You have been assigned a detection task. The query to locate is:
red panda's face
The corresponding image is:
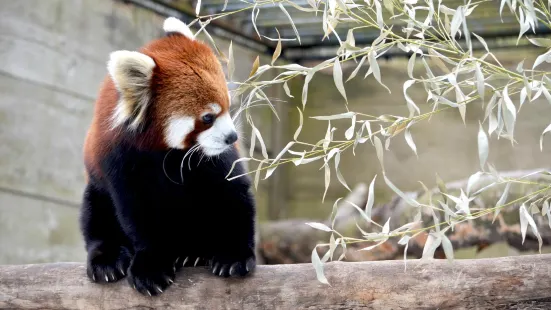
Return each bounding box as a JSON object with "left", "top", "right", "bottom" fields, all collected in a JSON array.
[{"left": 106, "top": 17, "right": 237, "bottom": 156}]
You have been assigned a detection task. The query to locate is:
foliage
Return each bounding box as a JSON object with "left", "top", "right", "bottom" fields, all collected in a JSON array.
[{"left": 191, "top": 0, "right": 551, "bottom": 283}]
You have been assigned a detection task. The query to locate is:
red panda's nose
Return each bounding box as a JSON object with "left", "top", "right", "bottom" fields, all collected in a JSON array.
[{"left": 225, "top": 132, "right": 238, "bottom": 145}]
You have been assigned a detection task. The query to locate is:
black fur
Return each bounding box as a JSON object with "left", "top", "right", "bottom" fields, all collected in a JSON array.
[{"left": 79, "top": 140, "right": 256, "bottom": 296}]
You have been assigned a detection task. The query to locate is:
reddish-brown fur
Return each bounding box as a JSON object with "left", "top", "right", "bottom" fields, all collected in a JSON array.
[{"left": 84, "top": 33, "right": 231, "bottom": 179}]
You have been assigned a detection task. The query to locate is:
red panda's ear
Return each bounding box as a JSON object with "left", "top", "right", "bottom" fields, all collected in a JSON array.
[
  {"left": 107, "top": 50, "right": 156, "bottom": 129},
  {"left": 163, "top": 17, "right": 195, "bottom": 40}
]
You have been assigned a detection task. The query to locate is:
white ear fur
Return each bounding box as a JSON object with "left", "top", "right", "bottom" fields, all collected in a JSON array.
[
  {"left": 107, "top": 50, "right": 156, "bottom": 129},
  {"left": 163, "top": 17, "right": 195, "bottom": 40}
]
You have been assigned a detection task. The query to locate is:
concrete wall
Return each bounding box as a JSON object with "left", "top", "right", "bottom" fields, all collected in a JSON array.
[{"left": 0, "top": 0, "right": 270, "bottom": 264}]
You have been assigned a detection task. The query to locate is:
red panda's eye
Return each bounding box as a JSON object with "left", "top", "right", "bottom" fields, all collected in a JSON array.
[{"left": 202, "top": 113, "right": 215, "bottom": 125}]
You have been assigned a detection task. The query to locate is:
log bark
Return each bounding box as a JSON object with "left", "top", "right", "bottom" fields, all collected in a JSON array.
[{"left": 2, "top": 255, "right": 551, "bottom": 309}]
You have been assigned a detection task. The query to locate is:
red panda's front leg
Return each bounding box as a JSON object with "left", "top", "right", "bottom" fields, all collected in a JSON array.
[
  {"left": 108, "top": 180, "right": 178, "bottom": 297},
  {"left": 208, "top": 182, "right": 257, "bottom": 278},
  {"left": 126, "top": 247, "right": 177, "bottom": 296},
  {"left": 80, "top": 181, "right": 133, "bottom": 284}
]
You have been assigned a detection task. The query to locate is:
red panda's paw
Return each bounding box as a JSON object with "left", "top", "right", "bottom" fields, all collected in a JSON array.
[
  {"left": 209, "top": 253, "right": 256, "bottom": 278},
  {"left": 86, "top": 245, "right": 132, "bottom": 283},
  {"left": 174, "top": 256, "right": 208, "bottom": 271},
  {"left": 127, "top": 253, "right": 175, "bottom": 296}
]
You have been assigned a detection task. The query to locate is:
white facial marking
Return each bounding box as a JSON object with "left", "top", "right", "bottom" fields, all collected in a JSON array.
[
  {"left": 165, "top": 116, "right": 195, "bottom": 149},
  {"left": 197, "top": 112, "right": 237, "bottom": 156},
  {"left": 208, "top": 103, "right": 222, "bottom": 114},
  {"left": 163, "top": 17, "right": 195, "bottom": 40}
]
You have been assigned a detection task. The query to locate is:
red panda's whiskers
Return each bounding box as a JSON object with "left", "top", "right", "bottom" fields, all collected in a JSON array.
[
  {"left": 187, "top": 146, "right": 202, "bottom": 171},
  {"left": 163, "top": 149, "right": 182, "bottom": 185},
  {"left": 197, "top": 152, "right": 206, "bottom": 167},
  {"left": 181, "top": 144, "right": 200, "bottom": 182}
]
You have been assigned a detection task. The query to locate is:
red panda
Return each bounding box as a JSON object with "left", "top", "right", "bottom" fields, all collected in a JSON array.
[{"left": 79, "top": 17, "right": 256, "bottom": 296}]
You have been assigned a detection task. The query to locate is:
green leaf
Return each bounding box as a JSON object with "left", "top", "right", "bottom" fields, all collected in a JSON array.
[
  {"left": 533, "top": 49, "right": 551, "bottom": 69},
  {"left": 382, "top": 217, "right": 390, "bottom": 234},
  {"left": 374, "top": 0, "right": 383, "bottom": 28},
  {"left": 400, "top": 236, "right": 410, "bottom": 271},
  {"left": 347, "top": 200, "right": 376, "bottom": 225},
  {"left": 374, "top": 136, "right": 384, "bottom": 171},
  {"left": 530, "top": 203, "right": 540, "bottom": 215},
  {"left": 271, "top": 29, "right": 282, "bottom": 65},
  {"left": 264, "top": 142, "right": 294, "bottom": 179},
  {"left": 278, "top": 3, "right": 301, "bottom": 44},
  {"left": 365, "top": 174, "right": 377, "bottom": 220},
  {"left": 333, "top": 58, "right": 348, "bottom": 104},
  {"left": 311, "top": 248, "right": 330, "bottom": 285},
  {"left": 404, "top": 127, "right": 418, "bottom": 158},
  {"left": 311, "top": 112, "right": 355, "bottom": 120},
  {"left": 323, "top": 121, "right": 332, "bottom": 152},
  {"left": 323, "top": 163, "right": 331, "bottom": 203},
  {"left": 254, "top": 160, "right": 266, "bottom": 190},
  {"left": 225, "top": 158, "right": 252, "bottom": 179},
  {"left": 384, "top": 172, "right": 420, "bottom": 207},
  {"left": 407, "top": 52, "right": 416, "bottom": 79},
  {"left": 305, "top": 222, "right": 332, "bottom": 232},
  {"left": 330, "top": 197, "right": 343, "bottom": 228},
  {"left": 520, "top": 204, "right": 543, "bottom": 252},
  {"left": 441, "top": 233, "right": 454, "bottom": 262},
  {"left": 368, "top": 50, "right": 390, "bottom": 93},
  {"left": 283, "top": 81, "right": 294, "bottom": 98},
  {"left": 251, "top": 5, "right": 260, "bottom": 38},
  {"left": 228, "top": 41, "right": 235, "bottom": 81},
  {"left": 520, "top": 203, "right": 528, "bottom": 244},
  {"left": 478, "top": 123, "right": 489, "bottom": 170},
  {"left": 475, "top": 63, "right": 485, "bottom": 102},
  {"left": 249, "top": 56, "right": 260, "bottom": 78},
  {"left": 466, "top": 171, "right": 484, "bottom": 196},
  {"left": 382, "top": 0, "right": 394, "bottom": 14},
  {"left": 540, "top": 123, "right": 551, "bottom": 151},
  {"left": 404, "top": 80, "right": 421, "bottom": 118},
  {"left": 493, "top": 182, "right": 511, "bottom": 223},
  {"left": 302, "top": 58, "right": 336, "bottom": 108},
  {"left": 502, "top": 84, "right": 517, "bottom": 139},
  {"left": 329, "top": 233, "right": 336, "bottom": 261},
  {"left": 528, "top": 37, "right": 551, "bottom": 48},
  {"left": 516, "top": 59, "right": 525, "bottom": 73},
  {"left": 347, "top": 55, "right": 366, "bottom": 82},
  {"left": 251, "top": 124, "right": 268, "bottom": 159},
  {"left": 344, "top": 114, "right": 356, "bottom": 140},
  {"left": 195, "top": 0, "right": 202, "bottom": 15},
  {"left": 472, "top": 32, "right": 489, "bottom": 52},
  {"left": 422, "top": 232, "right": 442, "bottom": 260},
  {"left": 294, "top": 107, "right": 303, "bottom": 140},
  {"left": 334, "top": 152, "right": 351, "bottom": 191},
  {"left": 450, "top": 6, "right": 464, "bottom": 38}
]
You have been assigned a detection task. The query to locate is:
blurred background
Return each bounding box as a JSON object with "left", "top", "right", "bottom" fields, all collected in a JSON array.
[{"left": 1, "top": 0, "right": 551, "bottom": 266}]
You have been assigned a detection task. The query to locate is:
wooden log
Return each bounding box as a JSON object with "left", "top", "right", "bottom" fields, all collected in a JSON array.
[
  {"left": 258, "top": 168, "right": 551, "bottom": 264},
  {"left": 1, "top": 255, "right": 551, "bottom": 309}
]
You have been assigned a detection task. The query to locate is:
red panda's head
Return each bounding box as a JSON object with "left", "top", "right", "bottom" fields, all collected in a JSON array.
[{"left": 106, "top": 17, "right": 236, "bottom": 156}]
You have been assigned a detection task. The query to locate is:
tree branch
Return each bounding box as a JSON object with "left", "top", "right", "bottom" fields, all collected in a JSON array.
[{"left": 1, "top": 255, "right": 551, "bottom": 309}]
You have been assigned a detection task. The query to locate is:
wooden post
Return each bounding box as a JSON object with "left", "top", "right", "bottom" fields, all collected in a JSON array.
[{"left": 2, "top": 255, "right": 551, "bottom": 309}]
